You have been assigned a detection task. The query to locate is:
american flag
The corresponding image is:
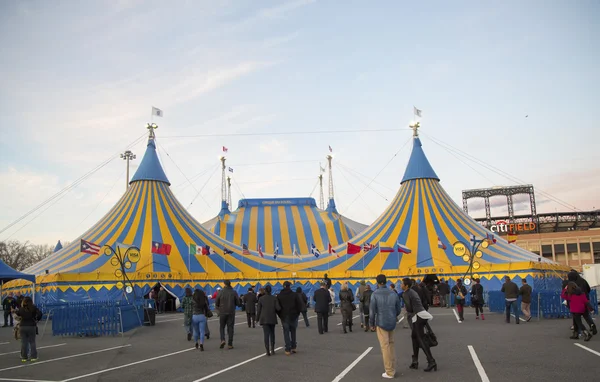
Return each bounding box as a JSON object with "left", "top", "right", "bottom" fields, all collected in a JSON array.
[
  {"left": 81, "top": 239, "right": 101, "bottom": 255},
  {"left": 242, "top": 244, "right": 250, "bottom": 256}
]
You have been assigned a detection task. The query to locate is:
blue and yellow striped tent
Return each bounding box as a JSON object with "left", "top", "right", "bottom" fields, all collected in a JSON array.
[
  {"left": 8, "top": 131, "right": 565, "bottom": 303},
  {"left": 207, "top": 197, "right": 364, "bottom": 256}
]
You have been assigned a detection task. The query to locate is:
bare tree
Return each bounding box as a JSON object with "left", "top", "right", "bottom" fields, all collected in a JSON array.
[{"left": 0, "top": 240, "right": 53, "bottom": 271}]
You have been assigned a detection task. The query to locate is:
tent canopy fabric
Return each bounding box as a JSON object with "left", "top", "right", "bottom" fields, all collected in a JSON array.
[
  {"left": 0, "top": 258, "right": 36, "bottom": 284},
  {"left": 208, "top": 197, "right": 365, "bottom": 256}
]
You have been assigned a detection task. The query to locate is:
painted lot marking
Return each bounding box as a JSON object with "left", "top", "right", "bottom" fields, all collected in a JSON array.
[
  {"left": 192, "top": 347, "right": 283, "bottom": 381},
  {"left": 453, "top": 309, "right": 461, "bottom": 323},
  {"left": 60, "top": 347, "right": 195, "bottom": 381},
  {"left": 331, "top": 347, "right": 373, "bottom": 382},
  {"left": 574, "top": 343, "right": 600, "bottom": 357},
  {"left": 0, "top": 345, "right": 131, "bottom": 372},
  {"left": 0, "top": 343, "right": 66, "bottom": 357},
  {"left": 468, "top": 345, "right": 490, "bottom": 382},
  {"left": 337, "top": 315, "right": 360, "bottom": 326},
  {"left": 510, "top": 314, "right": 526, "bottom": 322}
]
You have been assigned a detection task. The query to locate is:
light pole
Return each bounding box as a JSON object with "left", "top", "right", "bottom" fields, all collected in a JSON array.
[{"left": 121, "top": 150, "right": 136, "bottom": 191}]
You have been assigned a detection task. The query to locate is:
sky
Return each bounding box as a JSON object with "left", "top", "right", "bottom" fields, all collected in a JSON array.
[{"left": 1, "top": 0, "right": 598, "bottom": 246}]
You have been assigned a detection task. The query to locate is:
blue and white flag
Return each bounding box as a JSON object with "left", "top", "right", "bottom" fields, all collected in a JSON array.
[
  {"left": 273, "top": 242, "right": 279, "bottom": 259},
  {"left": 311, "top": 243, "right": 321, "bottom": 258}
]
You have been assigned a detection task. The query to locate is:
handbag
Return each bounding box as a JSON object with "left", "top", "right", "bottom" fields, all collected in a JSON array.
[
  {"left": 352, "top": 303, "right": 357, "bottom": 311},
  {"left": 424, "top": 322, "right": 438, "bottom": 347},
  {"left": 205, "top": 305, "right": 214, "bottom": 318}
]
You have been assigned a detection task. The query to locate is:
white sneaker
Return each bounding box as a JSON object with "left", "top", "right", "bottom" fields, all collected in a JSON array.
[{"left": 381, "top": 372, "right": 394, "bottom": 379}]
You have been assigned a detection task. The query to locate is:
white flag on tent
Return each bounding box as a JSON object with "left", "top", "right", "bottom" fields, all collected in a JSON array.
[
  {"left": 152, "top": 106, "right": 163, "bottom": 117},
  {"left": 413, "top": 106, "right": 422, "bottom": 118}
]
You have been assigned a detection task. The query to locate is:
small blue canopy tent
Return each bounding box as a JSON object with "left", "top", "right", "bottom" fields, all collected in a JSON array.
[{"left": 0, "top": 258, "right": 36, "bottom": 302}]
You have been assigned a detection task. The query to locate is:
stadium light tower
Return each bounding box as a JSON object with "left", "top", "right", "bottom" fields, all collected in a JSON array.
[{"left": 120, "top": 150, "right": 136, "bottom": 191}]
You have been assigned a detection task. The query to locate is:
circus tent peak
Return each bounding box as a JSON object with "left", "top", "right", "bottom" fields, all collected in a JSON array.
[
  {"left": 130, "top": 138, "right": 170, "bottom": 185},
  {"left": 53, "top": 240, "right": 63, "bottom": 253},
  {"left": 401, "top": 137, "right": 439, "bottom": 184}
]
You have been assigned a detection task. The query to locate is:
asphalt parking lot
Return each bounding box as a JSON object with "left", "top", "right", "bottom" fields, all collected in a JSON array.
[{"left": 0, "top": 307, "right": 598, "bottom": 382}]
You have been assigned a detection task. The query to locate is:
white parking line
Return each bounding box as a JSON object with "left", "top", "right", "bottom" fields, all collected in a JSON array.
[
  {"left": 0, "top": 345, "right": 131, "bottom": 372},
  {"left": 398, "top": 317, "right": 404, "bottom": 324},
  {"left": 60, "top": 347, "right": 195, "bottom": 381},
  {"left": 468, "top": 345, "right": 490, "bottom": 382},
  {"left": 192, "top": 347, "right": 283, "bottom": 381},
  {"left": 0, "top": 343, "right": 66, "bottom": 357},
  {"left": 510, "top": 314, "right": 526, "bottom": 322},
  {"left": 574, "top": 343, "right": 600, "bottom": 357},
  {"left": 452, "top": 309, "right": 461, "bottom": 323},
  {"left": 154, "top": 317, "right": 183, "bottom": 323},
  {"left": 0, "top": 378, "right": 56, "bottom": 382},
  {"left": 337, "top": 315, "right": 360, "bottom": 326},
  {"left": 0, "top": 342, "right": 9, "bottom": 345},
  {"left": 331, "top": 347, "right": 373, "bottom": 381}
]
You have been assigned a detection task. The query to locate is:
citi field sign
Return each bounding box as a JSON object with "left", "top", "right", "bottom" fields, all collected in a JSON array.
[{"left": 490, "top": 220, "right": 536, "bottom": 233}]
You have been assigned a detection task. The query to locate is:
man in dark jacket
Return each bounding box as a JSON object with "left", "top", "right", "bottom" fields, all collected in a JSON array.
[
  {"left": 2, "top": 293, "right": 16, "bottom": 327},
  {"left": 313, "top": 282, "right": 331, "bottom": 334},
  {"left": 277, "top": 281, "right": 303, "bottom": 355},
  {"left": 323, "top": 274, "right": 332, "bottom": 290},
  {"left": 437, "top": 280, "right": 450, "bottom": 308},
  {"left": 215, "top": 280, "right": 241, "bottom": 349},
  {"left": 568, "top": 271, "right": 597, "bottom": 334},
  {"left": 243, "top": 288, "right": 257, "bottom": 328},
  {"left": 296, "top": 287, "right": 309, "bottom": 327},
  {"left": 501, "top": 276, "right": 520, "bottom": 324},
  {"left": 519, "top": 279, "right": 533, "bottom": 322},
  {"left": 157, "top": 287, "right": 167, "bottom": 314},
  {"left": 360, "top": 284, "right": 373, "bottom": 332}
]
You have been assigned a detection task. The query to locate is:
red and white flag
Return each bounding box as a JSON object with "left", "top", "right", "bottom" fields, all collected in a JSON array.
[
  {"left": 222, "top": 146, "right": 228, "bottom": 153},
  {"left": 80, "top": 239, "right": 101, "bottom": 255},
  {"left": 258, "top": 244, "right": 264, "bottom": 258},
  {"left": 328, "top": 243, "right": 338, "bottom": 257}
]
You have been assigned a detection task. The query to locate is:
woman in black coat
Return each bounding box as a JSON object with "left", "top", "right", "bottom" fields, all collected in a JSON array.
[
  {"left": 256, "top": 285, "right": 281, "bottom": 356},
  {"left": 296, "top": 287, "right": 309, "bottom": 327},
  {"left": 338, "top": 283, "right": 354, "bottom": 333}
]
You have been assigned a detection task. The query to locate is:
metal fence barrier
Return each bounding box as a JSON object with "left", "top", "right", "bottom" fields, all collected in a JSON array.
[
  {"left": 487, "top": 290, "right": 598, "bottom": 318},
  {"left": 51, "top": 300, "right": 144, "bottom": 337}
]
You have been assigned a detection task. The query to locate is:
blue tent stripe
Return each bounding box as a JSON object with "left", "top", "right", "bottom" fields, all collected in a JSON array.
[{"left": 416, "top": 181, "right": 434, "bottom": 267}]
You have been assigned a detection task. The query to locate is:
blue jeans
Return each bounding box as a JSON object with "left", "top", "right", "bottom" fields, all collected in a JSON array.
[
  {"left": 192, "top": 314, "right": 207, "bottom": 343},
  {"left": 505, "top": 300, "right": 518, "bottom": 322},
  {"left": 282, "top": 318, "right": 298, "bottom": 352}
]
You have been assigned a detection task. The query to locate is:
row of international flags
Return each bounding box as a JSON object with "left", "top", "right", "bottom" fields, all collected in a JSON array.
[{"left": 81, "top": 235, "right": 494, "bottom": 259}]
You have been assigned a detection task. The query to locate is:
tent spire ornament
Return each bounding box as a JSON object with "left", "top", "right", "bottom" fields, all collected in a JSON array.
[
  {"left": 409, "top": 121, "right": 420, "bottom": 138},
  {"left": 146, "top": 123, "right": 158, "bottom": 139}
]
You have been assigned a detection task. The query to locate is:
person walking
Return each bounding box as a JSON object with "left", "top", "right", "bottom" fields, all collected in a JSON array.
[
  {"left": 313, "top": 281, "right": 331, "bottom": 334},
  {"left": 323, "top": 274, "right": 332, "bottom": 290},
  {"left": 360, "top": 284, "right": 373, "bottom": 332},
  {"left": 191, "top": 289, "right": 209, "bottom": 351},
  {"left": 296, "top": 287, "right": 310, "bottom": 327},
  {"left": 339, "top": 283, "right": 355, "bottom": 333},
  {"left": 519, "top": 279, "right": 533, "bottom": 322},
  {"left": 562, "top": 281, "right": 592, "bottom": 341},
  {"left": 215, "top": 280, "right": 241, "bottom": 349},
  {"left": 243, "top": 288, "right": 257, "bottom": 328},
  {"left": 568, "top": 270, "right": 597, "bottom": 334},
  {"left": 2, "top": 293, "right": 16, "bottom": 327},
  {"left": 357, "top": 280, "right": 367, "bottom": 328},
  {"left": 501, "top": 276, "right": 520, "bottom": 324},
  {"left": 470, "top": 278, "right": 485, "bottom": 320},
  {"left": 402, "top": 278, "right": 436, "bottom": 372},
  {"left": 15, "top": 297, "right": 42, "bottom": 362},
  {"left": 369, "top": 274, "right": 402, "bottom": 379},
  {"left": 256, "top": 285, "right": 281, "bottom": 356},
  {"left": 328, "top": 287, "right": 336, "bottom": 315},
  {"left": 277, "top": 281, "right": 303, "bottom": 355},
  {"left": 181, "top": 288, "right": 194, "bottom": 341},
  {"left": 451, "top": 279, "right": 467, "bottom": 321},
  {"left": 158, "top": 287, "right": 167, "bottom": 314},
  {"left": 438, "top": 279, "right": 450, "bottom": 308}
]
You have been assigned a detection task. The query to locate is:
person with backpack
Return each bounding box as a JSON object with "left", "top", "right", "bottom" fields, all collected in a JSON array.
[
  {"left": 451, "top": 279, "right": 467, "bottom": 321},
  {"left": 15, "top": 297, "right": 42, "bottom": 362}
]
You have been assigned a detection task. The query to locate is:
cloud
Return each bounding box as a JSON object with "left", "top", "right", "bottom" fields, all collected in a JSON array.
[{"left": 259, "top": 138, "right": 288, "bottom": 156}]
